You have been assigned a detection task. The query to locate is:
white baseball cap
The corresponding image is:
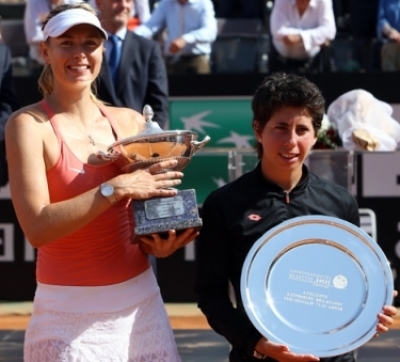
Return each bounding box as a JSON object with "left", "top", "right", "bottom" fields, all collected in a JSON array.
[{"left": 43, "top": 8, "right": 108, "bottom": 41}]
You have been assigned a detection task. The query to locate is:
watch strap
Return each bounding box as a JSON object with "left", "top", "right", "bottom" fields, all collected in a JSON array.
[
  {"left": 107, "top": 192, "right": 117, "bottom": 206},
  {"left": 253, "top": 350, "right": 267, "bottom": 359}
]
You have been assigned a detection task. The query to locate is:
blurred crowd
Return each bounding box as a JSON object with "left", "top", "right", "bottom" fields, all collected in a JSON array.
[{"left": 0, "top": 0, "right": 399, "bottom": 77}]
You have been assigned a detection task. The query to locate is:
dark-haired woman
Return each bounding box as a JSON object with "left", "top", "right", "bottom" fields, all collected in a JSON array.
[{"left": 194, "top": 72, "right": 397, "bottom": 362}]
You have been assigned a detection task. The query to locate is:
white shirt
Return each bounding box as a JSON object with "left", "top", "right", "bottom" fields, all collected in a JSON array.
[
  {"left": 270, "top": 0, "right": 336, "bottom": 60},
  {"left": 24, "top": 0, "right": 82, "bottom": 64},
  {"left": 133, "top": 0, "right": 150, "bottom": 23}
]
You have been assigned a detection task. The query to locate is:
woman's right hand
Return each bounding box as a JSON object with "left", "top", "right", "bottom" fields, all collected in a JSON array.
[
  {"left": 114, "top": 159, "right": 184, "bottom": 201},
  {"left": 255, "top": 338, "right": 320, "bottom": 361}
]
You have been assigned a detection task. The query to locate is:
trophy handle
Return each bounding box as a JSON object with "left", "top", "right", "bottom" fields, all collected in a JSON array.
[{"left": 191, "top": 135, "right": 211, "bottom": 153}]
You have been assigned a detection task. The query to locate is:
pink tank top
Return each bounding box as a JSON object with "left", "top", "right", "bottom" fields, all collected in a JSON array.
[{"left": 36, "top": 100, "right": 149, "bottom": 286}]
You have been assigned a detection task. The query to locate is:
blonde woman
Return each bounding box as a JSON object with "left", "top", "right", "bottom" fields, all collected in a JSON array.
[{"left": 7, "top": 3, "right": 197, "bottom": 361}]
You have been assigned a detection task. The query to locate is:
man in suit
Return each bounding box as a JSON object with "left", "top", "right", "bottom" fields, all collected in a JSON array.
[
  {"left": 0, "top": 43, "right": 20, "bottom": 187},
  {"left": 95, "top": 0, "right": 169, "bottom": 128}
]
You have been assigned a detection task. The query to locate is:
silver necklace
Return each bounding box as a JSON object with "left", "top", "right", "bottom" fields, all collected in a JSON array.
[{"left": 63, "top": 112, "right": 97, "bottom": 146}]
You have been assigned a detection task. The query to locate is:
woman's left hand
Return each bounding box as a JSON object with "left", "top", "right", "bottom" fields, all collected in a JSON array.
[
  {"left": 374, "top": 290, "right": 398, "bottom": 337},
  {"left": 138, "top": 228, "right": 200, "bottom": 258}
]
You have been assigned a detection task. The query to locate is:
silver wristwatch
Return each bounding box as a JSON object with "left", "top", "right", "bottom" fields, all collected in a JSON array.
[{"left": 100, "top": 183, "right": 117, "bottom": 205}]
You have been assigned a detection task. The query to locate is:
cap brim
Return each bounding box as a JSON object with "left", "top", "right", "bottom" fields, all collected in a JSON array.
[{"left": 43, "top": 8, "right": 108, "bottom": 41}]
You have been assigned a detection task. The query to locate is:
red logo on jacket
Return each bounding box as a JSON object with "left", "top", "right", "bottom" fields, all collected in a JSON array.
[{"left": 248, "top": 214, "right": 262, "bottom": 221}]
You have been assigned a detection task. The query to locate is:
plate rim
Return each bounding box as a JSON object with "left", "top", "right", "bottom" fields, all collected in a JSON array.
[{"left": 240, "top": 215, "right": 394, "bottom": 357}]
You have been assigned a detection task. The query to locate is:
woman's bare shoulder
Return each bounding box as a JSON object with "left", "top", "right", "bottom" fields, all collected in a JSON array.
[
  {"left": 101, "top": 104, "right": 146, "bottom": 136},
  {"left": 5, "top": 103, "right": 50, "bottom": 152},
  {"left": 8, "top": 103, "right": 48, "bottom": 125}
]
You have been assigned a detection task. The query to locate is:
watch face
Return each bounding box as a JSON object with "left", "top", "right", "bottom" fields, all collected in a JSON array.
[{"left": 101, "top": 184, "right": 114, "bottom": 197}]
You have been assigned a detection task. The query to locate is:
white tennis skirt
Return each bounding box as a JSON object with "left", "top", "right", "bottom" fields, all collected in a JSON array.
[{"left": 24, "top": 267, "right": 181, "bottom": 362}]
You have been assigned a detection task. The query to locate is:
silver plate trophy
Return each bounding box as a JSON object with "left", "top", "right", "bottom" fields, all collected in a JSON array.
[
  {"left": 241, "top": 215, "right": 394, "bottom": 357},
  {"left": 97, "top": 105, "right": 210, "bottom": 235}
]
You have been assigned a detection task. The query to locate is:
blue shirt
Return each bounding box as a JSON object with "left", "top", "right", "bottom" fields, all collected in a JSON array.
[
  {"left": 377, "top": 0, "right": 400, "bottom": 39},
  {"left": 134, "top": 0, "right": 217, "bottom": 56}
]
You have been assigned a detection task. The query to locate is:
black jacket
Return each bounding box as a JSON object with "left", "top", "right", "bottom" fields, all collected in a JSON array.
[
  {"left": 96, "top": 31, "right": 169, "bottom": 128},
  {"left": 194, "top": 162, "right": 359, "bottom": 362},
  {"left": 0, "top": 43, "right": 20, "bottom": 187}
]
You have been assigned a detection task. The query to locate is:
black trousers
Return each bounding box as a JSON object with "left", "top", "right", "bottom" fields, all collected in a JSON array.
[{"left": 268, "top": 44, "right": 321, "bottom": 74}]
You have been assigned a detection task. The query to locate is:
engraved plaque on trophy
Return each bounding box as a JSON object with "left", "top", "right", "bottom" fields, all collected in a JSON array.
[
  {"left": 97, "top": 105, "right": 210, "bottom": 236},
  {"left": 241, "top": 215, "right": 394, "bottom": 357}
]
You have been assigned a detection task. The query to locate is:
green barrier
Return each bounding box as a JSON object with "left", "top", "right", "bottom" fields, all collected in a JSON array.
[
  {"left": 169, "top": 98, "right": 254, "bottom": 148},
  {"left": 178, "top": 152, "right": 230, "bottom": 205},
  {"left": 170, "top": 98, "right": 256, "bottom": 204}
]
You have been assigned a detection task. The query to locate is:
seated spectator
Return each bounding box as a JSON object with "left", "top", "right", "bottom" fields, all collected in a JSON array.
[
  {"left": 377, "top": 0, "right": 400, "bottom": 71},
  {"left": 24, "top": 0, "right": 81, "bottom": 67},
  {"left": 270, "top": 0, "right": 336, "bottom": 73},
  {"left": 134, "top": 0, "right": 217, "bottom": 74}
]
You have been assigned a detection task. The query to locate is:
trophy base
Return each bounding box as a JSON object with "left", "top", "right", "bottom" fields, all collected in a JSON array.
[{"left": 133, "top": 189, "right": 202, "bottom": 236}]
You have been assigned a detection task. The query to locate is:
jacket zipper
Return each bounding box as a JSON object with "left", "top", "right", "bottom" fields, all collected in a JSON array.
[
  {"left": 284, "top": 191, "right": 290, "bottom": 204},
  {"left": 284, "top": 191, "right": 292, "bottom": 218}
]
